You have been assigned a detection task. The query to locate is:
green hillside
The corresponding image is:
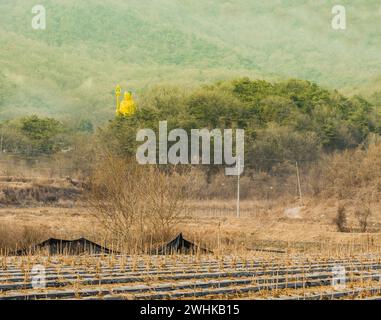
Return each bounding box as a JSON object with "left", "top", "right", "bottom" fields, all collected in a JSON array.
[{"left": 0, "top": 0, "right": 380, "bottom": 122}]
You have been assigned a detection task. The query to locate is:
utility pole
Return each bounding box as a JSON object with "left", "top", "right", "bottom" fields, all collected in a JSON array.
[
  {"left": 296, "top": 161, "right": 302, "bottom": 202},
  {"left": 236, "top": 157, "right": 241, "bottom": 218},
  {"left": 0, "top": 129, "right": 3, "bottom": 154}
]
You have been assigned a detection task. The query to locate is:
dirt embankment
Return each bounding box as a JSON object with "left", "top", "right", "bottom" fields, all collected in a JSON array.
[{"left": 0, "top": 177, "right": 83, "bottom": 206}]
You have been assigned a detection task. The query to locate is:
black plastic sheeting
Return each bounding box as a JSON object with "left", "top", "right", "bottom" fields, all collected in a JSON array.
[
  {"left": 151, "top": 233, "right": 212, "bottom": 255},
  {"left": 13, "top": 238, "right": 117, "bottom": 256}
]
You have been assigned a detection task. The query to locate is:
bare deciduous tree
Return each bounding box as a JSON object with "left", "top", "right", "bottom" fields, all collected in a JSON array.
[
  {"left": 88, "top": 154, "right": 188, "bottom": 251},
  {"left": 355, "top": 206, "right": 372, "bottom": 233}
]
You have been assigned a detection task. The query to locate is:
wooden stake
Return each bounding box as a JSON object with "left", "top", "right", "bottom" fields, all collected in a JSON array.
[{"left": 296, "top": 161, "right": 302, "bottom": 202}]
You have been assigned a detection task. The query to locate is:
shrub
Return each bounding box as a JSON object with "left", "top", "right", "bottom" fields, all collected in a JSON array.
[
  {"left": 355, "top": 206, "right": 372, "bottom": 233},
  {"left": 335, "top": 205, "right": 348, "bottom": 232}
]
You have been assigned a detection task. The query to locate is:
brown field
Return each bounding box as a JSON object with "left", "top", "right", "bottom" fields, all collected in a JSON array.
[
  {"left": 1, "top": 197, "right": 381, "bottom": 254},
  {"left": 1, "top": 148, "right": 381, "bottom": 300},
  {"left": 0, "top": 195, "right": 381, "bottom": 300}
]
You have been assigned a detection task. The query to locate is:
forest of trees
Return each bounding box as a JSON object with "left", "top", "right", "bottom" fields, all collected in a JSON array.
[
  {"left": 2, "top": 78, "right": 379, "bottom": 175},
  {"left": 1, "top": 0, "right": 381, "bottom": 121},
  {"left": 102, "top": 78, "right": 380, "bottom": 172},
  {"left": 0, "top": 115, "right": 93, "bottom": 155}
]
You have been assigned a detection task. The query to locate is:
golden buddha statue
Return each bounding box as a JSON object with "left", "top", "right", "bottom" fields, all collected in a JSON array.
[{"left": 115, "top": 87, "right": 136, "bottom": 117}]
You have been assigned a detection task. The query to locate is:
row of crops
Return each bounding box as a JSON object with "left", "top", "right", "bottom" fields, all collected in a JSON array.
[{"left": 0, "top": 254, "right": 381, "bottom": 300}]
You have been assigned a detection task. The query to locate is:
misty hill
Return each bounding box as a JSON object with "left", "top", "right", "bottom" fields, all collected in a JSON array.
[{"left": 0, "top": 0, "right": 381, "bottom": 122}]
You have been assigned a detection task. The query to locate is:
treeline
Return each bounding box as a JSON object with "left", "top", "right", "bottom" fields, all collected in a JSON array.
[
  {"left": 0, "top": 115, "right": 93, "bottom": 155},
  {"left": 2, "top": 78, "right": 380, "bottom": 174},
  {"left": 103, "top": 78, "right": 381, "bottom": 172}
]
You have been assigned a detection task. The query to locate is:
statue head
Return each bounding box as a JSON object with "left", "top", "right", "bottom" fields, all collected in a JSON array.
[{"left": 124, "top": 91, "right": 132, "bottom": 100}]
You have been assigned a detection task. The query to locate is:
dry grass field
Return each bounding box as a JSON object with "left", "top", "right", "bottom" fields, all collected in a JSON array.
[{"left": 1, "top": 196, "right": 381, "bottom": 254}]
